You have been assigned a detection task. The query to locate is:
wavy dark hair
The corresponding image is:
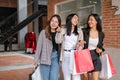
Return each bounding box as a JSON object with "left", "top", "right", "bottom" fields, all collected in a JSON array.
[
  {"left": 65, "top": 13, "right": 78, "bottom": 36},
  {"left": 86, "top": 13, "right": 102, "bottom": 32},
  {"left": 45, "top": 14, "right": 61, "bottom": 40}
]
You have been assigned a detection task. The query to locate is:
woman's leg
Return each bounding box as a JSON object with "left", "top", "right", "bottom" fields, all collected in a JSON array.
[
  {"left": 50, "top": 51, "right": 59, "bottom": 80},
  {"left": 81, "top": 73, "right": 89, "bottom": 80},
  {"left": 72, "top": 74, "right": 81, "bottom": 80},
  {"left": 91, "top": 71, "right": 100, "bottom": 80},
  {"left": 62, "top": 52, "right": 71, "bottom": 80},
  {"left": 40, "top": 64, "right": 50, "bottom": 80}
]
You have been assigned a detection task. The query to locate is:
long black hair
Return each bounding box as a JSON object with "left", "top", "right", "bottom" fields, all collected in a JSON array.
[
  {"left": 65, "top": 13, "right": 78, "bottom": 36},
  {"left": 87, "top": 13, "right": 102, "bottom": 32}
]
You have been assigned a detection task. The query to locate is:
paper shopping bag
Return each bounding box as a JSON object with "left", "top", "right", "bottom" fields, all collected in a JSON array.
[
  {"left": 31, "top": 66, "right": 41, "bottom": 80},
  {"left": 108, "top": 54, "right": 116, "bottom": 75},
  {"left": 70, "top": 50, "right": 84, "bottom": 75},
  {"left": 74, "top": 49, "right": 94, "bottom": 73},
  {"left": 99, "top": 54, "right": 116, "bottom": 79}
]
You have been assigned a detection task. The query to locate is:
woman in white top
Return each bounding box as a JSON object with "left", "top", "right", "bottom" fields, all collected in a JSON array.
[
  {"left": 55, "top": 13, "right": 83, "bottom": 80},
  {"left": 82, "top": 14, "right": 105, "bottom": 80}
]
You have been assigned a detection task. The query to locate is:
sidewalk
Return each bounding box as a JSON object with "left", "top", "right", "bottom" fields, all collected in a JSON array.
[
  {"left": 0, "top": 48, "right": 119, "bottom": 80},
  {"left": 0, "top": 51, "right": 34, "bottom": 80}
]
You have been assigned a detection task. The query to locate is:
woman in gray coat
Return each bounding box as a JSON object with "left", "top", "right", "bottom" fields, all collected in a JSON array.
[{"left": 34, "top": 14, "right": 61, "bottom": 80}]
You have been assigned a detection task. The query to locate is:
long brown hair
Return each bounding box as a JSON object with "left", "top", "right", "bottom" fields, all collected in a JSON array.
[{"left": 45, "top": 14, "right": 61, "bottom": 40}]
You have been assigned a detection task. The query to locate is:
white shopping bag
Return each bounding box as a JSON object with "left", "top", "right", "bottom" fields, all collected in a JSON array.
[
  {"left": 99, "top": 54, "right": 113, "bottom": 79},
  {"left": 69, "top": 50, "right": 85, "bottom": 75},
  {"left": 32, "top": 66, "right": 41, "bottom": 80}
]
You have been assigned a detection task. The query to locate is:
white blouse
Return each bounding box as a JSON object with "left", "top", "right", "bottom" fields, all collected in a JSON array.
[
  {"left": 88, "top": 37, "right": 98, "bottom": 50},
  {"left": 64, "top": 33, "right": 78, "bottom": 50}
]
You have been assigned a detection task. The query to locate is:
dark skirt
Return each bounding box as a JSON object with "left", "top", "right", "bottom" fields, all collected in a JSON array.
[{"left": 89, "top": 50, "right": 101, "bottom": 72}]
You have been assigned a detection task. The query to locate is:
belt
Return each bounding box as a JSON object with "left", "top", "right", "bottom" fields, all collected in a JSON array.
[{"left": 64, "top": 49, "right": 75, "bottom": 52}]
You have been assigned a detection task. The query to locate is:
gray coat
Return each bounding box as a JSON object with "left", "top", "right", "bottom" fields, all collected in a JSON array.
[{"left": 34, "top": 30, "right": 53, "bottom": 65}]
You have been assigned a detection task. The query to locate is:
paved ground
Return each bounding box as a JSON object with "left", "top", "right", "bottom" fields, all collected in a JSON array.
[
  {"left": 0, "top": 48, "right": 119, "bottom": 80},
  {"left": 0, "top": 51, "right": 34, "bottom": 80}
]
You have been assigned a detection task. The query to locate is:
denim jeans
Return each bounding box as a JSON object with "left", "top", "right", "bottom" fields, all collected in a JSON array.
[{"left": 40, "top": 51, "right": 59, "bottom": 80}]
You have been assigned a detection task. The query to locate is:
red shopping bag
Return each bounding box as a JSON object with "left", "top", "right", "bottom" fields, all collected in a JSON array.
[
  {"left": 74, "top": 49, "right": 94, "bottom": 73},
  {"left": 108, "top": 54, "right": 116, "bottom": 75}
]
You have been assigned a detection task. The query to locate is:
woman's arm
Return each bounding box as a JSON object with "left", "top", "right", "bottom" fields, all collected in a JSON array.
[
  {"left": 55, "top": 28, "right": 65, "bottom": 44},
  {"left": 78, "top": 28, "right": 84, "bottom": 41},
  {"left": 96, "top": 32, "right": 105, "bottom": 55},
  {"left": 76, "top": 28, "right": 86, "bottom": 49},
  {"left": 34, "top": 30, "right": 44, "bottom": 64}
]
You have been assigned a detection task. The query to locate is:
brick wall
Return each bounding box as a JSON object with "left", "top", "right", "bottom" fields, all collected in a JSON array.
[
  {"left": 102, "top": 0, "right": 120, "bottom": 48},
  {"left": 0, "top": 0, "right": 17, "bottom": 8},
  {"left": 47, "top": 0, "right": 65, "bottom": 20}
]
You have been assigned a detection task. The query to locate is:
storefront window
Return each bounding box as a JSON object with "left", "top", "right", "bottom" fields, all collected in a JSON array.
[{"left": 55, "top": 0, "right": 101, "bottom": 28}]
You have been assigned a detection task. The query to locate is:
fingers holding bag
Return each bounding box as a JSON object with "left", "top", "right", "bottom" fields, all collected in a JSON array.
[{"left": 30, "top": 65, "right": 41, "bottom": 80}]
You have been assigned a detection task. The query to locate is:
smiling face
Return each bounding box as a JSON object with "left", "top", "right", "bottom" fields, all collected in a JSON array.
[
  {"left": 71, "top": 15, "right": 79, "bottom": 26},
  {"left": 50, "top": 16, "right": 59, "bottom": 30},
  {"left": 88, "top": 16, "right": 97, "bottom": 28}
]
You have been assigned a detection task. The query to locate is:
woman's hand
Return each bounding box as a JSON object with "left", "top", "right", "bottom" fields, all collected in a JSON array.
[
  {"left": 79, "top": 40, "right": 86, "bottom": 45},
  {"left": 76, "top": 40, "right": 86, "bottom": 50},
  {"left": 56, "top": 26, "right": 61, "bottom": 33},
  {"left": 96, "top": 47, "right": 102, "bottom": 55},
  {"left": 33, "top": 62, "right": 38, "bottom": 68}
]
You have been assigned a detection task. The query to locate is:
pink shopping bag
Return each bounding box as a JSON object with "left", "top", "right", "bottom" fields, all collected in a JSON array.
[{"left": 74, "top": 49, "right": 94, "bottom": 73}]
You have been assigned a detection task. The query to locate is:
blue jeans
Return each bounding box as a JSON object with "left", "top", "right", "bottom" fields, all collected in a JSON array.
[{"left": 40, "top": 51, "right": 59, "bottom": 80}]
